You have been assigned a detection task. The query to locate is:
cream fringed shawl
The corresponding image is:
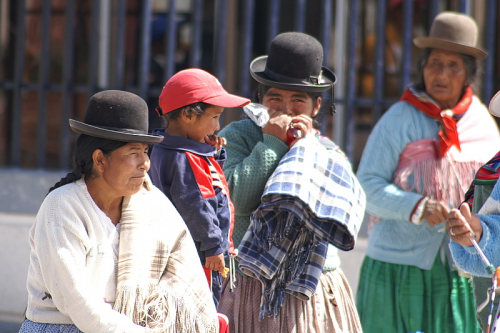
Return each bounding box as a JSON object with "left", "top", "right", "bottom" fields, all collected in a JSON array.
[{"left": 113, "top": 183, "right": 219, "bottom": 332}]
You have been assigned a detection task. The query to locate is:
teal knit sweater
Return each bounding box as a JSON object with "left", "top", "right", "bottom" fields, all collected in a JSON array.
[{"left": 219, "top": 119, "right": 341, "bottom": 271}]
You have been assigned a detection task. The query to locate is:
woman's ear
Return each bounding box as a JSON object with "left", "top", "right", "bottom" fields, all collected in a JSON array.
[
  {"left": 92, "top": 149, "right": 106, "bottom": 173},
  {"left": 312, "top": 96, "right": 322, "bottom": 118}
]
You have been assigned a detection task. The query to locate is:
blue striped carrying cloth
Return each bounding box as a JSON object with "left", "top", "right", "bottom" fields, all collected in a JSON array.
[{"left": 237, "top": 135, "right": 366, "bottom": 319}]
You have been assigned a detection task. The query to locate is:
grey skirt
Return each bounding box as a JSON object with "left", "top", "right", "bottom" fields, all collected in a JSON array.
[
  {"left": 19, "top": 319, "right": 83, "bottom": 333},
  {"left": 218, "top": 267, "right": 363, "bottom": 333}
]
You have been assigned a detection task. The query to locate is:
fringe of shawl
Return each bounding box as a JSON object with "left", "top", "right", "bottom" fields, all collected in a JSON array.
[
  {"left": 114, "top": 284, "right": 218, "bottom": 333},
  {"left": 253, "top": 211, "right": 320, "bottom": 319},
  {"left": 393, "top": 156, "right": 482, "bottom": 208}
]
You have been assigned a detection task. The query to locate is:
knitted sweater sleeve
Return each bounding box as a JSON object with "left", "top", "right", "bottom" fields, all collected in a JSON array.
[
  {"left": 28, "top": 190, "right": 144, "bottom": 333},
  {"left": 356, "top": 102, "right": 426, "bottom": 221},
  {"left": 219, "top": 120, "right": 289, "bottom": 216},
  {"left": 450, "top": 178, "right": 500, "bottom": 277}
]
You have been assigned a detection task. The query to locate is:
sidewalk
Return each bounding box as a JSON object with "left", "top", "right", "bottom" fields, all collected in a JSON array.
[{"left": 0, "top": 321, "right": 21, "bottom": 333}]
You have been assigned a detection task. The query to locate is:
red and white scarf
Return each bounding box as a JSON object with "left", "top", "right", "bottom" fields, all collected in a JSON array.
[{"left": 400, "top": 85, "right": 473, "bottom": 158}]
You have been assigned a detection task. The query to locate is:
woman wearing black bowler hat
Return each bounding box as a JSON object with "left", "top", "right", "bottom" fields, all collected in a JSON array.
[
  {"left": 217, "top": 32, "right": 366, "bottom": 333},
  {"left": 20, "top": 90, "right": 219, "bottom": 332}
]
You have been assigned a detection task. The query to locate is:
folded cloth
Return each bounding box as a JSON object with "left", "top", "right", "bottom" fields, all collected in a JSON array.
[{"left": 237, "top": 135, "right": 366, "bottom": 319}]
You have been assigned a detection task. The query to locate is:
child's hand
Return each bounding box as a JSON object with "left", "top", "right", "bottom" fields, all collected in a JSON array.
[
  {"left": 205, "top": 134, "right": 227, "bottom": 150},
  {"left": 205, "top": 253, "right": 225, "bottom": 273}
]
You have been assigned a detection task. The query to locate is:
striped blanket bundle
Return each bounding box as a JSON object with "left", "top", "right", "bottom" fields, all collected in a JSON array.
[{"left": 237, "top": 135, "right": 366, "bottom": 319}]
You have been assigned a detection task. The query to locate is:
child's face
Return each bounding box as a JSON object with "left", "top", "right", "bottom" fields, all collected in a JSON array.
[{"left": 186, "top": 105, "right": 224, "bottom": 143}]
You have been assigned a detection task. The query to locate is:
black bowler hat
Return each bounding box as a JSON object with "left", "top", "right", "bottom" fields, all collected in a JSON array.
[
  {"left": 69, "top": 90, "right": 163, "bottom": 144},
  {"left": 250, "top": 32, "right": 336, "bottom": 93}
]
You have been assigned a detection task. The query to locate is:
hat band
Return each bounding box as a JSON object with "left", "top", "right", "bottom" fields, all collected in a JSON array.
[
  {"left": 264, "top": 67, "right": 319, "bottom": 85},
  {"left": 98, "top": 125, "right": 147, "bottom": 134}
]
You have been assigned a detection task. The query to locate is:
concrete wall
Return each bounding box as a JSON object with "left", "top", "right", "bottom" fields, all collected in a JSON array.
[{"left": 0, "top": 168, "right": 65, "bottom": 323}]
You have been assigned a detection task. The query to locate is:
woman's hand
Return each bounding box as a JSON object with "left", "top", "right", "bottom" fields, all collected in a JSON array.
[
  {"left": 447, "top": 203, "right": 482, "bottom": 246},
  {"left": 262, "top": 109, "right": 292, "bottom": 144},
  {"left": 205, "top": 134, "right": 227, "bottom": 150},
  {"left": 286, "top": 114, "right": 314, "bottom": 147},
  {"left": 205, "top": 253, "right": 225, "bottom": 273},
  {"left": 423, "top": 199, "right": 449, "bottom": 227}
]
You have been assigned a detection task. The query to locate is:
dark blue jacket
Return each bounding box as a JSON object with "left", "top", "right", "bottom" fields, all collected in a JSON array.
[{"left": 149, "top": 129, "right": 235, "bottom": 264}]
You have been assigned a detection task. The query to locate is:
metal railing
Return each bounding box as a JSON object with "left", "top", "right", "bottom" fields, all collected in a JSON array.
[{"left": 0, "top": 0, "right": 497, "bottom": 169}]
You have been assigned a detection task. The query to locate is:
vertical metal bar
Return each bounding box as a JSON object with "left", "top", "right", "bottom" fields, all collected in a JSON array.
[
  {"left": 401, "top": 0, "right": 414, "bottom": 90},
  {"left": 459, "top": 0, "right": 471, "bottom": 15},
  {"left": 60, "top": 0, "right": 76, "bottom": 169},
  {"left": 189, "top": 0, "right": 203, "bottom": 68},
  {"left": 11, "top": 0, "right": 27, "bottom": 166},
  {"left": 241, "top": 0, "right": 255, "bottom": 98},
  {"left": 0, "top": 0, "right": 4, "bottom": 81},
  {"left": 267, "top": 0, "right": 280, "bottom": 48},
  {"left": 333, "top": 0, "right": 347, "bottom": 146},
  {"left": 483, "top": 0, "right": 496, "bottom": 103},
  {"left": 36, "top": 0, "right": 52, "bottom": 168},
  {"left": 113, "top": 0, "right": 127, "bottom": 89},
  {"left": 137, "top": 0, "right": 152, "bottom": 98},
  {"left": 428, "top": 0, "right": 439, "bottom": 25},
  {"left": 319, "top": 0, "right": 332, "bottom": 134},
  {"left": 164, "top": 0, "right": 177, "bottom": 82},
  {"left": 213, "top": 0, "right": 227, "bottom": 83},
  {"left": 344, "top": 0, "right": 358, "bottom": 161},
  {"left": 372, "top": 0, "right": 387, "bottom": 123},
  {"left": 88, "top": 0, "right": 100, "bottom": 95},
  {"left": 320, "top": 0, "right": 332, "bottom": 66},
  {"left": 98, "top": 0, "right": 111, "bottom": 88},
  {"left": 294, "top": 0, "right": 306, "bottom": 32}
]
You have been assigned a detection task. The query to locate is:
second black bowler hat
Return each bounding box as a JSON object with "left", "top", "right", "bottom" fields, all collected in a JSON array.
[
  {"left": 250, "top": 32, "right": 336, "bottom": 93},
  {"left": 69, "top": 90, "right": 163, "bottom": 144}
]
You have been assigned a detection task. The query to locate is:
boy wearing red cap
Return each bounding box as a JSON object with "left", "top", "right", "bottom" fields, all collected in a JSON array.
[{"left": 149, "top": 68, "right": 250, "bottom": 310}]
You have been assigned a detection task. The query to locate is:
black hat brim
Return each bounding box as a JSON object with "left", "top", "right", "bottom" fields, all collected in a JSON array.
[
  {"left": 250, "top": 56, "right": 336, "bottom": 93},
  {"left": 69, "top": 119, "right": 164, "bottom": 144}
]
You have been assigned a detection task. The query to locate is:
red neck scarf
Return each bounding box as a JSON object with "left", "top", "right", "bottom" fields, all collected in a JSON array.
[{"left": 400, "top": 85, "right": 473, "bottom": 158}]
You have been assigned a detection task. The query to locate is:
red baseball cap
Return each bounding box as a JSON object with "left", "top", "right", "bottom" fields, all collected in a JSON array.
[{"left": 157, "top": 68, "right": 250, "bottom": 115}]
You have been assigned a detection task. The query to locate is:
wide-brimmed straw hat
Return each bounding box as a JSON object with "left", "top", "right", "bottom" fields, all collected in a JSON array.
[
  {"left": 413, "top": 11, "right": 487, "bottom": 59},
  {"left": 488, "top": 90, "right": 500, "bottom": 117},
  {"left": 157, "top": 68, "right": 250, "bottom": 115},
  {"left": 69, "top": 90, "right": 163, "bottom": 144},
  {"left": 249, "top": 32, "right": 336, "bottom": 93}
]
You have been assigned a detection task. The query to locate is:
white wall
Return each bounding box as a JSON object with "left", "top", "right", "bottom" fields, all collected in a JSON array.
[
  {"left": 0, "top": 213, "right": 33, "bottom": 323},
  {"left": 0, "top": 168, "right": 64, "bottom": 322}
]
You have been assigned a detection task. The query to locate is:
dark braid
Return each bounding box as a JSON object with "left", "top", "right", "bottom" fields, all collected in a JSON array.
[{"left": 48, "top": 135, "right": 127, "bottom": 194}]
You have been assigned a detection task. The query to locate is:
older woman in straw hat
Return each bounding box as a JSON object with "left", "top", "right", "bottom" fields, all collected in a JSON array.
[
  {"left": 20, "top": 90, "right": 219, "bottom": 333},
  {"left": 356, "top": 12, "right": 500, "bottom": 333}
]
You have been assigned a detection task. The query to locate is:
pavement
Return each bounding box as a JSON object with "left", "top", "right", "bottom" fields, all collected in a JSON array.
[{"left": 0, "top": 320, "right": 21, "bottom": 333}]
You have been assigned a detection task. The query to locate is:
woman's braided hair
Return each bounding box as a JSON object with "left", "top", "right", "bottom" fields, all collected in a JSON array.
[{"left": 48, "top": 135, "right": 127, "bottom": 194}]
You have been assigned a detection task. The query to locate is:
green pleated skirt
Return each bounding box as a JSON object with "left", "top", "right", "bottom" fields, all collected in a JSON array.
[{"left": 356, "top": 255, "right": 480, "bottom": 333}]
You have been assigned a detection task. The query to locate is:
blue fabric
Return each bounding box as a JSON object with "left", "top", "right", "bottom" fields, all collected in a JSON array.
[
  {"left": 19, "top": 320, "right": 83, "bottom": 333},
  {"left": 357, "top": 101, "right": 451, "bottom": 269},
  {"left": 450, "top": 177, "right": 500, "bottom": 278},
  {"left": 237, "top": 135, "right": 365, "bottom": 319}
]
